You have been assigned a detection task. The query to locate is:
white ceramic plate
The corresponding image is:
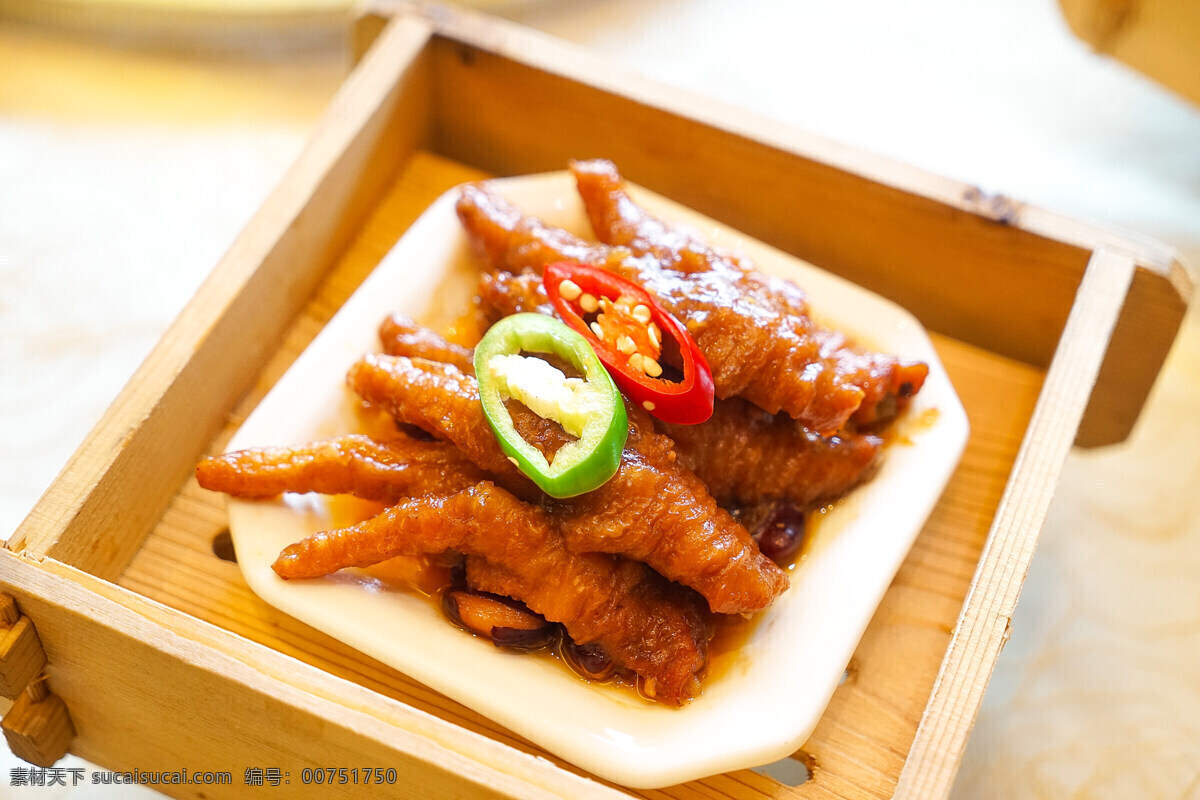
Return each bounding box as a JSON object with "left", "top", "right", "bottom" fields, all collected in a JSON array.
[{"left": 225, "top": 172, "right": 969, "bottom": 788}]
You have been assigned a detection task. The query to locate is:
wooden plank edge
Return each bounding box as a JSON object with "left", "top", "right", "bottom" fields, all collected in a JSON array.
[
  {"left": 1020, "top": 203, "right": 1193, "bottom": 446},
  {"left": 1058, "top": 0, "right": 1200, "bottom": 108},
  {"left": 356, "top": 0, "right": 1192, "bottom": 448},
  {"left": 362, "top": 0, "right": 1188, "bottom": 280},
  {"left": 7, "top": 16, "right": 435, "bottom": 579},
  {"left": 893, "top": 249, "right": 1137, "bottom": 799},
  {"left": 0, "top": 550, "right": 626, "bottom": 799}
]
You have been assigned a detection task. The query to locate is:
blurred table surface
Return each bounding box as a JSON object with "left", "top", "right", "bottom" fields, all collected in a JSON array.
[{"left": 2, "top": 1, "right": 1199, "bottom": 798}]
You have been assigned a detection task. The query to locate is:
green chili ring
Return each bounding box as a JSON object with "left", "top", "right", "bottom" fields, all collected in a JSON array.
[{"left": 474, "top": 313, "right": 628, "bottom": 498}]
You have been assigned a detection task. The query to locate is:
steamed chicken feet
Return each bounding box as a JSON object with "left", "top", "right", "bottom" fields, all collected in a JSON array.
[
  {"left": 348, "top": 354, "right": 788, "bottom": 614},
  {"left": 380, "top": 313, "right": 474, "bottom": 369},
  {"left": 349, "top": 355, "right": 539, "bottom": 497},
  {"left": 568, "top": 159, "right": 809, "bottom": 315},
  {"left": 463, "top": 557, "right": 707, "bottom": 702},
  {"left": 467, "top": 276, "right": 884, "bottom": 507},
  {"left": 273, "top": 481, "right": 711, "bottom": 704},
  {"left": 476, "top": 271, "right": 555, "bottom": 321},
  {"left": 380, "top": 313, "right": 475, "bottom": 373},
  {"left": 457, "top": 183, "right": 858, "bottom": 432},
  {"left": 196, "top": 434, "right": 486, "bottom": 502},
  {"left": 570, "top": 159, "right": 929, "bottom": 429},
  {"left": 658, "top": 399, "right": 882, "bottom": 509}
]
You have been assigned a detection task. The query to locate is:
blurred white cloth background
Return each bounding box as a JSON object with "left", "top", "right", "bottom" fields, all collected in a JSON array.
[{"left": 2, "top": 1, "right": 1198, "bottom": 797}]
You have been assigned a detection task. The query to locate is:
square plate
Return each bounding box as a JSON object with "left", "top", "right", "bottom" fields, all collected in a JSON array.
[{"left": 225, "top": 171, "right": 968, "bottom": 788}]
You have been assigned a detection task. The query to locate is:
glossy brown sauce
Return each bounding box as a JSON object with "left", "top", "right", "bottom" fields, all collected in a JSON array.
[
  {"left": 442, "top": 307, "right": 489, "bottom": 349},
  {"left": 325, "top": 493, "right": 648, "bottom": 696},
  {"left": 327, "top": 491, "right": 826, "bottom": 701},
  {"left": 897, "top": 406, "right": 940, "bottom": 445},
  {"left": 337, "top": 369, "right": 919, "bottom": 702},
  {"left": 703, "top": 506, "right": 826, "bottom": 683},
  {"left": 327, "top": 495, "right": 453, "bottom": 597}
]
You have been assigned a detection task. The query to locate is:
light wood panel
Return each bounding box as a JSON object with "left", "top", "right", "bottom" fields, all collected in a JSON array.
[
  {"left": 361, "top": 0, "right": 1189, "bottom": 448},
  {"left": 8, "top": 15, "right": 436, "bottom": 580},
  {"left": 118, "top": 151, "right": 1045, "bottom": 799},
  {"left": 895, "top": 250, "right": 1136, "bottom": 798},
  {"left": 1059, "top": 0, "right": 1200, "bottom": 106},
  {"left": 0, "top": 549, "right": 625, "bottom": 800}
]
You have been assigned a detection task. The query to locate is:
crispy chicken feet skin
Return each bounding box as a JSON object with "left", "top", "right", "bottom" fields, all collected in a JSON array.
[
  {"left": 476, "top": 271, "right": 555, "bottom": 321},
  {"left": 569, "top": 158, "right": 930, "bottom": 429},
  {"left": 463, "top": 279, "right": 884, "bottom": 507},
  {"left": 658, "top": 399, "right": 883, "bottom": 509},
  {"left": 350, "top": 355, "right": 539, "bottom": 495},
  {"left": 273, "top": 481, "right": 710, "bottom": 704},
  {"left": 456, "top": 183, "right": 856, "bottom": 432},
  {"left": 195, "top": 434, "right": 487, "bottom": 502},
  {"left": 380, "top": 314, "right": 475, "bottom": 369},
  {"left": 457, "top": 174, "right": 929, "bottom": 433},
  {"left": 348, "top": 354, "right": 788, "bottom": 614}
]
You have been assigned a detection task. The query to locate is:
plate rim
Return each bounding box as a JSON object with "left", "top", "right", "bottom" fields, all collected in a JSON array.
[{"left": 225, "top": 170, "right": 970, "bottom": 788}]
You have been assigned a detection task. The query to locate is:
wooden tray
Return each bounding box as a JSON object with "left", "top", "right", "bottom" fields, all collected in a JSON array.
[{"left": 2, "top": 2, "right": 1192, "bottom": 798}]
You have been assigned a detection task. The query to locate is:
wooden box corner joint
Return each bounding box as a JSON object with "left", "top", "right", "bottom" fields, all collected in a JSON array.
[
  {"left": 0, "top": 593, "right": 46, "bottom": 698},
  {"left": 0, "top": 594, "right": 75, "bottom": 767}
]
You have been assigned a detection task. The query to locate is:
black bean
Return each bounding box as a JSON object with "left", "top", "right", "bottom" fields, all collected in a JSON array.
[
  {"left": 564, "top": 640, "right": 615, "bottom": 681},
  {"left": 753, "top": 502, "right": 807, "bottom": 564}
]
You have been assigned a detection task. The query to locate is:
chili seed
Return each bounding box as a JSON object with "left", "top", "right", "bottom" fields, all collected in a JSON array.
[
  {"left": 617, "top": 335, "right": 637, "bottom": 354},
  {"left": 558, "top": 279, "right": 582, "bottom": 301},
  {"left": 642, "top": 357, "right": 663, "bottom": 378},
  {"left": 589, "top": 321, "right": 605, "bottom": 340},
  {"left": 579, "top": 293, "right": 599, "bottom": 313},
  {"left": 628, "top": 353, "right": 644, "bottom": 371},
  {"left": 642, "top": 400, "right": 656, "bottom": 411},
  {"left": 647, "top": 325, "right": 660, "bottom": 349},
  {"left": 507, "top": 456, "right": 519, "bottom": 467},
  {"left": 632, "top": 304, "right": 652, "bottom": 323}
]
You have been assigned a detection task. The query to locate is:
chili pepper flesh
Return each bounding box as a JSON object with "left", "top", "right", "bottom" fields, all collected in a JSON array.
[
  {"left": 544, "top": 262, "right": 714, "bottom": 425},
  {"left": 474, "top": 313, "right": 628, "bottom": 499}
]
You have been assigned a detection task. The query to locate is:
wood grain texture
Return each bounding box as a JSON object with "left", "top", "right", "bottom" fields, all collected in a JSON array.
[
  {"left": 0, "top": 613, "right": 47, "bottom": 700},
  {"left": 1, "top": 683, "right": 75, "bottom": 768},
  {"left": 1059, "top": 0, "right": 1200, "bottom": 106},
  {"left": 894, "top": 250, "right": 1137, "bottom": 799},
  {"left": 352, "top": 0, "right": 1190, "bottom": 448},
  {"left": 117, "top": 151, "right": 1045, "bottom": 799},
  {"left": 0, "top": 547, "right": 627, "bottom": 799},
  {"left": 7, "top": 14, "right": 436, "bottom": 579}
]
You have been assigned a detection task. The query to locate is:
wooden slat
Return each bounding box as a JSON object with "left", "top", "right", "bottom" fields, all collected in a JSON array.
[
  {"left": 363, "top": 0, "right": 1190, "bottom": 447},
  {"left": 7, "top": 15, "right": 436, "bottom": 579},
  {"left": 894, "top": 249, "right": 1137, "bottom": 799},
  {"left": 120, "top": 151, "right": 1046, "bottom": 799},
  {"left": 424, "top": 21, "right": 1088, "bottom": 368},
  {"left": 1059, "top": 0, "right": 1200, "bottom": 106},
  {"left": 0, "top": 549, "right": 625, "bottom": 800}
]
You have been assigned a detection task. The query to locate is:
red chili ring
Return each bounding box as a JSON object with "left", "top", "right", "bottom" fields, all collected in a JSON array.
[{"left": 544, "top": 261, "right": 714, "bottom": 425}]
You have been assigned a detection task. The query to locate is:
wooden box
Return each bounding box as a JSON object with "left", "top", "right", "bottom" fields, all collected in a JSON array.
[{"left": 2, "top": 2, "right": 1192, "bottom": 797}]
